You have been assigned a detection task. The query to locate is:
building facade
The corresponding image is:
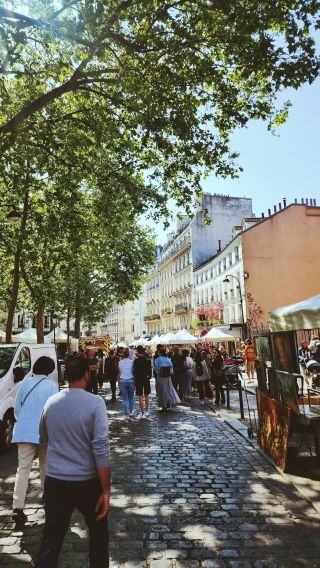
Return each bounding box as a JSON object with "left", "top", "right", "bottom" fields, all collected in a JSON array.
[{"left": 143, "top": 193, "right": 253, "bottom": 336}]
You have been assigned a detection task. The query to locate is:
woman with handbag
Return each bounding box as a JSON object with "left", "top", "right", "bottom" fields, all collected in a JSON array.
[{"left": 154, "top": 348, "right": 180, "bottom": 411}]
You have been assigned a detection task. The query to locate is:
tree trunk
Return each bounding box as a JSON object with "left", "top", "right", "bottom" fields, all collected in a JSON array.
[
  {"left": 5, "top": 186, "right": 30, "bottom": 343},
  {"left": 74, "top": 316, "right": 81, "bottom": 339},
  {"left": 36, "top": 305, "right": 44, "bottom": 343}
]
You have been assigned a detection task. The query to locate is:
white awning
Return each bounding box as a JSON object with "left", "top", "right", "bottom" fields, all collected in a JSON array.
[
  {"left": 45, "top": 327, "right": 68, "bottom": 343},
  {"left": 269, "top": 294, "right": 320, "bottom": 333}
]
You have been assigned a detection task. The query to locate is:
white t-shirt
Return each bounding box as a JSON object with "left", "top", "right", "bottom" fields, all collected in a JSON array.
[{"left": 119, "top": 358, "right": 134, "bottom": 380}]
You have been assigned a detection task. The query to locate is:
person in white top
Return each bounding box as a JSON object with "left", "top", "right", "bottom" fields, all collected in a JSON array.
[
  {"left": 12, "top": 356, "right": 58, "bottom": 523},
  {"left": 118, "top": 349, "right": 135, "bottom": 419}
]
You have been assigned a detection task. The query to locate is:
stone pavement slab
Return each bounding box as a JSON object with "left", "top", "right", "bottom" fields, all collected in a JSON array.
[{"left": 1, "top": 385, "right": 320, "bottom": 567}]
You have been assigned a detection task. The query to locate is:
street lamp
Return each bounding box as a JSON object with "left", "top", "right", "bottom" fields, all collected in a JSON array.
[{"left": 223, "top": 274, "right": 246, "bottom": 340}]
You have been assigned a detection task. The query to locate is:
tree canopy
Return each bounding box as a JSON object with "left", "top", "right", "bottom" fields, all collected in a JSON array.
[{"left": 0, "top": 0, "right": 319, "bottom": 338}]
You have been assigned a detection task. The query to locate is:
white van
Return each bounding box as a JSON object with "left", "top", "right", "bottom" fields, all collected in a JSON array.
[{"left": 0, "top": 343, "right": 58, "bottom": 452}]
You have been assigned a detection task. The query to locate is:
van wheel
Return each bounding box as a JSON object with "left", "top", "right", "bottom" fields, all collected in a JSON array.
[{"left": 0, "top": 411, "right": 14, "bottom": 453}]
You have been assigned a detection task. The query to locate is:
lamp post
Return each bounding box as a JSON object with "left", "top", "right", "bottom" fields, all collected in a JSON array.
[{"left": 223, "top": 274, "right": 246, "bottom": 340}]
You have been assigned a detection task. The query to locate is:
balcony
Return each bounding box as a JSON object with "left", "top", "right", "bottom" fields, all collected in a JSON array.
[
  {"left": 161, "top": 308, "right": 172, "bottom": 315},
  {"left": 175, "top": 303, "right": 189, "bottom": 314},
  {"left": 144, "top": 314, "right": 161, "bottom": 322}
]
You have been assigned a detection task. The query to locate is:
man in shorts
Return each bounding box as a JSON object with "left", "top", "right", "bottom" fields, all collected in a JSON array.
[
  {"left": 133, "top": 345, "right": 152, "bottom": 419},
  {"left": 244, "top": 339, "right": 256, "bottom": 382}
]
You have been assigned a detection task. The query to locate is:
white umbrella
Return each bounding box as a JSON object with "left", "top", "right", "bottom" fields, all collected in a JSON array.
[
  {"left": 45, "top": 327, "right": 68, "bottom": 343},
  {"left": 117, "top": 341, "right": 128, "bottom": 348},
  {"left": 12, "top": 328, "right": 39, "bottom": 343},
  {"left": 204, "top": 327, "right": 236, "bottom": 342},
  {"left": 169, "top": 329, "right": 199, "bottom": 344}
]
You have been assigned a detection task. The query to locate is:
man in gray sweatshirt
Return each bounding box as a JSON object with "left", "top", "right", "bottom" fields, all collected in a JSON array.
[{"left": 35, "top": 356, "right": 111, "bottom": 568}]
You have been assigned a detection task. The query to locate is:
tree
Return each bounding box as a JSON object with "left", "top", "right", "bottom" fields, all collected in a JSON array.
[{"left": 1, "top": 1, "right": 319, "bottom": 212}]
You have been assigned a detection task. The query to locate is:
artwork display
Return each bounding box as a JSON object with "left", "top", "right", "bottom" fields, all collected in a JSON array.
[
  {"left": 276, "top": 371, "right": 300, "bottom": 415},
  {"left": 254, "top": 335, "right": 272, "bottom": 362},
  {"left": 257, "top": 391, "right": 291, "bottom": 470},
  {"left": 273, "top": 331, "right": 298, "bottom": 374}
]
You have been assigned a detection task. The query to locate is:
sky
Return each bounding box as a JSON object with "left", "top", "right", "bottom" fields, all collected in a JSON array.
[{"left": 153, "top": 77, "right": 320, "bottom": 244}]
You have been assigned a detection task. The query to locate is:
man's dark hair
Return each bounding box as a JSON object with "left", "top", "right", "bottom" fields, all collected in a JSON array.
[
  {"left": 33, "top": 356, "right": 55, "bottom": 375},
  {"left": 136, "top": 345, "right": 144, "bottom": 354},
  {"left": 66, "top": 356, "right": 89, "bottom": 383},
  {"left": 159, "top": 348, "right": 167, "bottom": 357}
]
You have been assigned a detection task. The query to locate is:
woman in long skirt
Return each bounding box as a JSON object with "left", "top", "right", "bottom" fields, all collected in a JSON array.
[{"left": 154, "top": 348, "right": 180, "bottom": 411}]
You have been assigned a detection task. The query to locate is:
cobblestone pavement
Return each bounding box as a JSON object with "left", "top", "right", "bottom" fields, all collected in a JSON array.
[{"left": 1, "top": 383, "right": 320, "bottom": 568}]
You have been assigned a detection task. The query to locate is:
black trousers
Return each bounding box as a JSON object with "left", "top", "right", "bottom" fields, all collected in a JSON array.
[
  {"left": 109, "top": 376, "right": 117, "bottom": 398},
  {"left": 172, "top": 372, "right": 184, "bottom": 399},
  {"left": 35, "top": 476, "right": 109, "bottom": 568}
]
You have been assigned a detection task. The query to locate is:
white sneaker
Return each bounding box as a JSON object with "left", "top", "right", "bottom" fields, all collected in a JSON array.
[
  {"left": 138, "top": 413, "right": 145, "bottom": 419},
  {"left": 201, "top": 400, "right": 205, "bottom": 405},
  {"left": 144, "top": 411, "right": 150, "bottom": 417}
]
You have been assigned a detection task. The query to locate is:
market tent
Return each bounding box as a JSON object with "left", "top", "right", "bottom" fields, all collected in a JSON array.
[
  {"left": 12, "top": 328, "right": 40, "bottom": 343},
  {"left": 169, "top": 329, "right": 199, "bottom": 344},
  {"left": 146, "top": 334, "right": 161, "bottom": 346},
  {"left": 116, "top": 341, "right": 128, "bottom": 348},
  {"left": 204, "top": 327, "right": 236, "bottom": 342},
  {"left": 269, "top": 294, "right": 320, "bottom": 333},
  {"left": 45, "top": 327, "right": 68, "bottom": 343},
  {"left": 158, "top": 332, "right": 176, "bottom": 343},
  {"left": 132, "top": 337, "right": 149, "bottom": 346}
]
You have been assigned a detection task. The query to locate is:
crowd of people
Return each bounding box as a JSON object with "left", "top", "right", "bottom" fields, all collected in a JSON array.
[{"left": 9, "top": 339, "right": 256, "bottom": 567}]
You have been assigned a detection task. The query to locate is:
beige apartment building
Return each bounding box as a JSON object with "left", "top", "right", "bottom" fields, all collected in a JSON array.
[{"left": 193, "top": 200, "right": 319, "bottom": 337}]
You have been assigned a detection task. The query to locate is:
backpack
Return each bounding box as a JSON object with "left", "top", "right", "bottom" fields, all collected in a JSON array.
[{"left": 196, "top": 362, "right": 203, "bottom": 377}]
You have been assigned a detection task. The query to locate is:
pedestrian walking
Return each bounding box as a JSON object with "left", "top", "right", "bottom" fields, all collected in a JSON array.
[
  {"left": 182, "top": 349, "right": 193, "bottom": 401},
  {"left": 211, "top": 348, "right": 225, "bottom": 405},
  {"left": 154, "top": 348, "right": 180, "bottom": 411},
  {"left": 104, "top": 349, "right": 119, "bottom": 403},
  {"left": 35, "top": 356, "right": 111, "bottom": 568},
  {"left": 171, "top": 346, "right": 185, "bottom": 399},
  {"left": 244, "top": 339, "right": 256, "bottom": 382},
  {"left": 192, "top": 351, "right": 213, "bottom": 405},
  {"left": 133, "top": 345, "right": 152, "bottom": 419},
  {"left": 96, "top": 348, "right": 105, "bottom": 390},
  {"left": 118, "top": 348, "right": 135, "bottom": 419},
  {"left": 86, "top": 348, "right": 99, "bottom": 394},
  {"left": 12, "top": 356, "right": 58, "bottom": 523}
]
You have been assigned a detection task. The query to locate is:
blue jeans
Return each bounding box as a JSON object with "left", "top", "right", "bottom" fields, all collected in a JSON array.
[
  {"left": 183, "top": 370, "right": 193, "bottom": 397},
  {"left": 119, "top": 379, "right": 135, "bottom": 415}
]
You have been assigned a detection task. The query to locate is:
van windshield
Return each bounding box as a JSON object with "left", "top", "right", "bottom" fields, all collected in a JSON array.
[{"left": 0, "top": 346, "right": 18, "bottom": 379}]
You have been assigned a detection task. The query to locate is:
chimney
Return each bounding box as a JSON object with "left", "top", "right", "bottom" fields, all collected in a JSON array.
[
  {"left": 268, "top": 208, "right": 271, "bottom": 216},
  {"left": 218, "top": 239, "right": 221, "bottom": 252},
  {"left": 306, "top": 198, "right": 309, "bottom": 205},
  {"left": 279, "top": 202, "right": 282, "bottom": 210},
  {"left": 261, "top": 212, "right": 265, "bottom": 218},
  {"left": 273, "top": 205, "right": 277, "bottom": 213},
  {"left": 283, "top": 198, "right": 287, "bottom": 207},
  {"left": 294, "top": 198, "right": 298, "bottom": 204},
  {"left": 314, "top": 198, "right": 317, "bottom": 206},
  {"left": 301, "top": 198, "right": 304, "bottom": 204}
]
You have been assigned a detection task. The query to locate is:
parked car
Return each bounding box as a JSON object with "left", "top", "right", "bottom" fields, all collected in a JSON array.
[{"left": 0, "top": 343, "right": 58, "bottom": 452}]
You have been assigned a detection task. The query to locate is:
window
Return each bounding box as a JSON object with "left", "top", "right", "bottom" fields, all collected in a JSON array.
[
  {"left": 16, "top": 347, "right": 31, "bottom": 377},
  {"left": 235, "top": 246, "right": 239, "bottom": 261}
]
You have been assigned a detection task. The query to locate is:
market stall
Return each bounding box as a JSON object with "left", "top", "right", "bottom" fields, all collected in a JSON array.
[{"left": 255, "top": 294, "right": 320, "bottom": 469}]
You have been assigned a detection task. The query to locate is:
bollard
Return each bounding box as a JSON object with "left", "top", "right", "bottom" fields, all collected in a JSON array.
[
  {"left": 238, "top": 379, "right": 244, "bottom": 419},
  {"left": 226, "top": 377, "right": 230, "bottom": 409}
]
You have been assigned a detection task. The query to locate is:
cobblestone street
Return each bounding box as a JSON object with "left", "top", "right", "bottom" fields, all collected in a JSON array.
[{"left": 1, "top": 384, "right": 320, "bottom": 568}]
